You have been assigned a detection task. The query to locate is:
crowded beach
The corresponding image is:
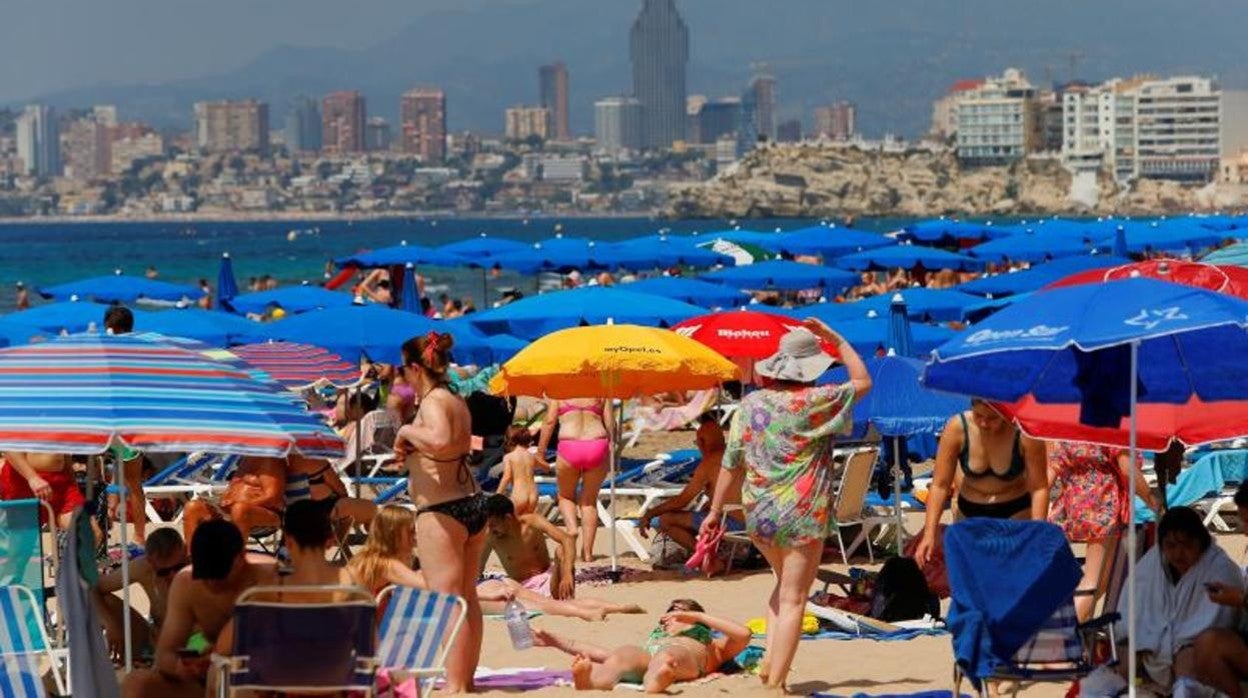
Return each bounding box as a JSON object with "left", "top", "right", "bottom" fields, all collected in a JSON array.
[{"left": 2, "top": 216, "right": 1248, "bottom": 697}]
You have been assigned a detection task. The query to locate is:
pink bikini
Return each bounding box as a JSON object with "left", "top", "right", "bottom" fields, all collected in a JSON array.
[{"left": 556, "top": 402, "right": 610, "bottom": 472}]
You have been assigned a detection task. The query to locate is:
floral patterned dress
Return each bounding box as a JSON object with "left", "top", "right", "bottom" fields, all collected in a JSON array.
[
  {"left": 723, "top": 383, "right": 856, "bottom": 548},
  {"left": 1048, "top": 442, "right": 1130, "bottom": 543}
]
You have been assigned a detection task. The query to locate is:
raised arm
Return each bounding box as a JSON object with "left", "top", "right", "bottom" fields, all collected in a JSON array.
[
  {"left": 397, "top": 392, "right": 457, "bottom": 455},
  {"left": 804, "top": 318, "right": 872, "bottom": 400},
  {"left": 664, "top": 610, "right": 753, "bottom": 662},
  {"left": 915, "top": 415, "right": 961, "bottom": 567},
  {"left": 527, "top": 514, "right": 578, "bottom": 598}
]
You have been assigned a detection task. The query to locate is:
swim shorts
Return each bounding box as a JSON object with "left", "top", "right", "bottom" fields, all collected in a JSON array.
[{"left": 0, "top": 461, "right": 85, "bottom": 522}]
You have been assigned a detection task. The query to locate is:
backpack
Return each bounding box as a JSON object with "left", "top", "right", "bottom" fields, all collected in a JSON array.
[{"left": 869, "top": 556, "right": 939, "bottom": 622}]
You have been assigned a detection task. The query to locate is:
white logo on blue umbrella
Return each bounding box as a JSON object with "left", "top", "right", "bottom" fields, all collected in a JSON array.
[{"left": 1123, "top": 306, "right": 1189, "bottom": 330}]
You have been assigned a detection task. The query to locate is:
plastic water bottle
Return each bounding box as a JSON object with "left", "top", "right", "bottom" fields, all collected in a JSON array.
[{"left": 504, "top": 599, "right": 533, "bottom": 650}]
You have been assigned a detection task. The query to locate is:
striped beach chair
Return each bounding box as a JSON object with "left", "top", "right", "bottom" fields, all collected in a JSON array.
[
  {"left": 0, "top": 585, "right": 66, "bottom": 697},
  {"left": 375, "top": 586, "right": 467, "bottom": 696}
]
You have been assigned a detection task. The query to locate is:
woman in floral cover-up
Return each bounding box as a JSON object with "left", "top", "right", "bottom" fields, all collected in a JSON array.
[{"left": 703, "top": 318, "right": 871, "bottom": 692}]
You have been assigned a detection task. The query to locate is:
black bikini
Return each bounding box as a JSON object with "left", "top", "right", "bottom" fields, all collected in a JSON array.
[
  {"left": 955, "top": 414, "right": 1032, "bottom": 520},
  {"left": 411, "top": 386, "right": 486, "bottom": 536}
]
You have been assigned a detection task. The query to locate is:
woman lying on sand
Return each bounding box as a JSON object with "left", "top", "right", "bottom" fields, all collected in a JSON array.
[{"left": 533, "top": 599, "right": 752, "bottom": 693}]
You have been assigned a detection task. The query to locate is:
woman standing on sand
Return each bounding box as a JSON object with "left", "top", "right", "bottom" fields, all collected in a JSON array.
[
  {"left": 536, "top": 396, "right": 614, "bottom": 562},
  {"left": 703, "top": 319, "right": 871, "bottom": 692}
]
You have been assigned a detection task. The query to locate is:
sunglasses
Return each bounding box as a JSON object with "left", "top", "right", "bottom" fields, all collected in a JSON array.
[{"left": 154, "top": 560, "right": 189, "bottom": 579}]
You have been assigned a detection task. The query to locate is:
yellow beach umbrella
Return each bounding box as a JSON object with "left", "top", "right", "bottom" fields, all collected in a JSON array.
[
  {"left": 489, "top": 323, "right": 739, "bottom": 399},
  {"left": 490, "top": 323, "right": 739, "bottom": 571}
]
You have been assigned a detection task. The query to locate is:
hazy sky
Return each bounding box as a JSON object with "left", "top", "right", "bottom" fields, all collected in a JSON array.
[{"left": 0, "top": 0, "right": 483, "bottom": 102}]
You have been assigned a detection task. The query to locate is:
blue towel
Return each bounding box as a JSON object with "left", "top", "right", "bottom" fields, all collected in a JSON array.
[{"left": 943, "top": 520, "right": 1081, "bottom": 689}]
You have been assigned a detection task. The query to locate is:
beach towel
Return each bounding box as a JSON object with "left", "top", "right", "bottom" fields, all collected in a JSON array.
[
  {"left": 1121, "top": 542, "right": 1242, "bottom": 676},
  {"left": 57, "top": 509, "right": 120, "bottom": 698},
  {"left": 944, "top": 519, "right": 1081, "bottom": 689}
]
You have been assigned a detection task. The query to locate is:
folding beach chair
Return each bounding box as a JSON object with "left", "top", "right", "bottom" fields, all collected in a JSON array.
[
  {"left": 375, "top": 585, "right": 467, "bottom": 697},
  {"left": 830, "top": 447, "right": 883, "bottom": 565},
  {"left": 140, "top": 452, "right": 239, "bottom": 525},
  {"left": 590, "top": 450, "right": 703, "bottom": 562},
  {"left": 0, "top": 499, "right": 63, "bottom": 645},
  {"left": 623, "top": 389, "right": 718, "bottom": 449},
  {"left": 213, "top": 585, "right": 377, "bottom": 696},
  {"left": 336, "top": 409, "right": 401, "bottom": 480},
  {"left": 0, "top": 585, "right": 66, "bottom": 697},
  {"left": 945, "top": 519, "right": 1118, "bottom": 697}
]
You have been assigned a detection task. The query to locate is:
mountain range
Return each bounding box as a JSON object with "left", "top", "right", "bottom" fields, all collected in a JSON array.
[{"left": 17, "top": 0, "right": 1248, "bottom": 138}]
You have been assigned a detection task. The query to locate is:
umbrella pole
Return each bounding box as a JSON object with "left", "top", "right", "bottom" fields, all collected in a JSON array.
[
  {"left": 354, "top": 400, "right": 363, "bottom": 499},
  {"left": 1127, "top": 340, "right": 1139, "bottom": 697},
  {"left": 116, "top": 453, "right": 133, "bottom": 673},
  {"left": 610, "top": 398, "right": 621, "bottom": 575},
  {"left": 893, "top": 435, "right": 905, "bottom": 556}
]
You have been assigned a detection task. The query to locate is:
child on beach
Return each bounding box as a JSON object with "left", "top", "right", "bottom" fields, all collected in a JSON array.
[
  {"left": 497, "top": 425, "right": 541, "bottom": 516},
  {"left": 533, "top": 598, "right": 751, "bottom": 693}
]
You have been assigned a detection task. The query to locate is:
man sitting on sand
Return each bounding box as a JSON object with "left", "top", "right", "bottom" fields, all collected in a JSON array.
[
  {"left": 122, "top": 520, "right": 277, "bottom": 698},
  {"left": 94, "top": 528, "right": 187, "bottom": 663},
  {"left": 182, "top": 456, "right": 286, "bottom": 543},
  {"left": 533, "top": 598, "right": 752, "bottom": 693},
  {"left": 478, "top": 494, "right": 642, "bottom": 621}
]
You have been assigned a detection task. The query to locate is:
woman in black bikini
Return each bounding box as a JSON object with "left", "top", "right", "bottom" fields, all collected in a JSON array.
[
  {"left": 393, "top": 331, "right": 485, "bottom": 693},
  {"left": 914, "top": 399, "right": 1048, "bottom": 568}
]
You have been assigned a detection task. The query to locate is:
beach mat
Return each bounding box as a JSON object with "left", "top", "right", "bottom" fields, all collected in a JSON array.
[
  {"left": 799, "top": 627, "right": 947, "bottom": 642},
  {"left": 436, "top": 668, "right": 570, "bottom": 690}
]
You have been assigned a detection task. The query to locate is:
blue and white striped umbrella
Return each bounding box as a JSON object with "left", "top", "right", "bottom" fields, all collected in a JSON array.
[{"left": 0, "top": 333, "right": 343, "bottom": 458}]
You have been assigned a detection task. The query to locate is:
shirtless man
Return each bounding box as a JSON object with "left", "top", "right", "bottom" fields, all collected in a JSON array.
[
  {"left": 1, "top": 452, "right": 94, "bottom": 534},
  {"left": 182, "top": 456, "right": 285, "bottom": 544},
  {"left": 121, "top": 520, "right": 277, "bottom": 698},
  {"left": 638, "top": 414, "right": 744, "bottom": 564},
  {"left": 478, "top": 494, "right": 641, "bottom": 621},
  {"left": 94, "top": 528, "right": 187, "bottom": 662}
]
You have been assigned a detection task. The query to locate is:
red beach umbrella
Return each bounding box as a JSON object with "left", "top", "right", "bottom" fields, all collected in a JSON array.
[
  {"left": 672, "top": 309, "right": 837, "bottom": 360},
  {"left": 1044, "top": 259, "right": 1248, "bottom": 299}
]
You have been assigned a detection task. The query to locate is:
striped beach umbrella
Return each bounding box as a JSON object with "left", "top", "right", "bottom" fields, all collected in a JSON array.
[
  {"left": 0, "top": 333, "right": 344, "bottom": 458},
  {"left": 229, "top": 342, "right": 361, "bottom": 391}
]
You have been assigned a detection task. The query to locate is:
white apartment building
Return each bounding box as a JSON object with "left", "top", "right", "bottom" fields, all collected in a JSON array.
[{"left": 954, "top": 68, "right": 1042, "bottom": 165}]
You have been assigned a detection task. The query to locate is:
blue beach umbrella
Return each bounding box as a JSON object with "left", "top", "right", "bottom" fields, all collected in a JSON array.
[
  {"left": 437, "top": 234, "right": 532, "bottom": 259},
  {"left": 217, "top": 253, "right": 239, "bottom": 305},
  {"left": 968, "top": 233, "right": 1095, "bottom": 264},
  {"left": 134, "top": 309, "right": 267, "bottom": 347},
  {"left": 1098, "top": 221, "right": 1233, "bottom": 256},
  {"left": 836, "top": 245, "right": 986, "bottom": 272},
  {"left": 761, "top": 225, "right": 896, "bottom": 258},
  {"left": 336, "top": 242, "right": 469, "bottom": 269},
  {"left": 624, "top": 277, "right": 751, "bottom": 309},
  {"left": 955, "top": 255, "right": 1130, "bottom": 298},
  {"left": 688, "top": 229, "right": 778, "bottom": 246},
  {"left": 1203, "top": 241, "right": 1248, "bottom": 267},
  {"left": 466, "top": 287, "right": 704, "bottom": 340},
  {"left": 1112, "top": 225, "right": 1129, "bottom": 258},
  {"left": 921, "top": 277, "right": 1248, "bottom": 686},
  {"left": 492, "top": 236, "right": 608, "bottom": 274},
  {"left": 773, "top": 301, "right": 881, "bottom": 323},
  {"left": 224, "top": 284, "right": 355, "bottom": 316},
  {"left": 261, "top": 304, "right": 493, "bottom": 366},
  {"left": 603, "top": 238, "right": 734, "bottom": 270},
  {"left": 700, "top": 260, "right": 858, "bottom": 293},
  {"left": 887, "top": 295, "right": 915, "bottom": 358},
  {"left": 0, "top": 300, "right": 116, "bottom": 334},
  {"left": 857, "top": 287, "right": 985, "bottom": 323},
  {"left": 824, "top": 318, "right": 957, "bottom": 358},
  {"left": 400, "top": 263, "right": 420, "bottom": 314},
  {"left": 39, "top": 273, "right": 204, "bottom": 304},
  {"left": 899, "top": 219, "right": 1005, "bottom": 244}
]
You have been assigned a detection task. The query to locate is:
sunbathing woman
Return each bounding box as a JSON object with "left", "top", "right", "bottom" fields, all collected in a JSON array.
[
  {"left": 497, "top": 426, "right": 541, "bottom": 516},
  {"left": 394, "top": 331, "right": 485, "bottom": 693},
  {"left": 537, "top": 396, "right": 614, "bottom": 561},
  {"left": 533, "top": 599, "right": 751, "bottom": 693}
]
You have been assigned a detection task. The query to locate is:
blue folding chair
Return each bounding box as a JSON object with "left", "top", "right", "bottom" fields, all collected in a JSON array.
[
  {"left": 213, "top": 585, "right": 377, "bottom": 696},
  {"left": 0, "top": 585, "right": 65, "bottom": 697},
  {"left": 376, "top": 585, "right": 467, "bottom": 696},
  {"left": 945, "top": 519, "right": 1119, "bottom": 696},
  {"left": 0, "top": 499, "right": 65, "bottom": 687}
]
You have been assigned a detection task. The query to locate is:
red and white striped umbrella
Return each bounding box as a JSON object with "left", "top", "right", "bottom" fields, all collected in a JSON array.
[{"left": 230, "top": 342, "right": 362, "bottom": 391}]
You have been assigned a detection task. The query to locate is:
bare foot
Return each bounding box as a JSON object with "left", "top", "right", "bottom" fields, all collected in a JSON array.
[
  {"left": 577, "top": 608, "right": 607, "bottom": 622},
  {"left": 643, "top": 657, "right": 679, "bottom": 693},
  {"left": 571, "top": 655, "right": 594, "bottom": 691},
  {"left": 758, "top": 655, "right": 770, "bottom": 684},
  {"left": 614, "top": 604, "right": 645, "bottom": 614}
]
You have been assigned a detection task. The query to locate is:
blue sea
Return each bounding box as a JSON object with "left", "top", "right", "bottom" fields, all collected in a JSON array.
[{"left": 0, "top": 216, "right": 916, "bottom": 313}]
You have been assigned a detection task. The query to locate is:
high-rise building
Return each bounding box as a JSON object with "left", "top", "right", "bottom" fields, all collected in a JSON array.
[
  {"left": 688, "top": 96, "right": 741, "bottom": 144},
  {"left": 929, "top": 79, "right": 984, "bottom": 141},
  {"left": 505, "top": 106, "right": 551, "bottom": 141},
  {"left": 776, "top": 119, "right": 802, "bottom": 142},
  {"left": 92, "top": 105, "right": 118, "bottom": 127},
  {"left": 193, "top": 100, "right": 270, "bottom": 154},
  {"left": 539, "top": 62, "right": 571, "bottom": 140},
  {"left": 285, "top": 96, "right": 322, "bottom": 154},
  {"left": 322, "top": 91, "right": 366, "bottom": 155},
  {"left": 814, "top": 102, "right": 856, "bottom": 141},
  {"left": 750, "top": 68, "right": 776, "bottom": 141},
  {"left": 15, "top": 105, "right": 60, "bottom": 177},
  {"left": 954, "top": 68, "right": 1043, "bottom": 165},
  {"left": 110, "top": 128, "right": 164, "bottom": 174},
  {"left": 64, "top": 117, "right": 112, "bottom": 181},
  {"left": 366, "top": 117, "right": 392, "bottom": 152},
  {"left": 630, "top": 0, "right": 689, "bottom": 149},
  {"left": 400, "top": 88, "right": 447, "bottom": 162},
  {"left": 594, "top": 96, "right": 644, "bottom": 153}
]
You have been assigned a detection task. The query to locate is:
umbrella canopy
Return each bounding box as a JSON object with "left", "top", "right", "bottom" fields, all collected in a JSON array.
[
  {"left": 688, "top": 229, "right": 778, "bottom": 246},
  {"left": 760, "top": 226, "right": 896, "bottom": 258},
  {"left": 968, "top": 233, "right": 1096, "bottom": 264},
  {"left": 133, "top": 309, "right": 267, "bottom": 347},
  {"left": 623, "top": 277, "right": 751, "bottom": 309},
  {"left": 899, "top": 219, "right": 1005, "bottom": 244},
  {"left": 1045, "top": 259, "right": 1248, "bottom": 300},
  {"left": 955, "top": 255, "right": 1130, "bottom": 298},
  {"left": 224, "top": 285, "right": 355, "bottom": 316},
  {"left": 39, "top": 274, "right": 204, "bottom": 304},
  {"left": 856, "top": 287, "right": 985, "bottom": 323},
  {"left": 489, "top": 324, "right": 739, "bottom": 399},
  {"left": 822, "top": 355, "right": 969, "bottom": 437},
  {"left": 466, "top": 287, "right": 704, "bottom": 340},
  {"left": 997, "top": 395, "right": 1248, "bottom": 451},
  {"left": 1203, "top": 241, "right": 1248, "bottom": 267},
  {"left": 336, "top": 242, "right": 468, "bottom": 269},
  {"left": 1096, "top": 221, "right": 1234, "bottom": 255},
  {"left": 217, "top": 253, "right": 239, "bottom": 304},
  {"left": 836, "top": 246, "right": 986, "bottom": 272},
  {"left": 229, "top": 342, "right": 361, "bottom": 390},
  {"left": 400, "top": 263, "right": 421, "bottom": 313},
  {"left": 261, "top": 304, "right": 493, "bottom": 366},
  {"left": 437, "top": 234, "right": 532, "bottom": 259},
  {"left": 671, "top": 310, "right": 812, "bottom": 360},
  {"left": 922, "top": 278, "right": 1248, "bottom": 408},
  {"left": 492, "top": 236, "right": 608, "bottom": 274},
  {"left": 887, "top": 296, "right": 915, "bottom": 357},
  {"left": 700, "top": 260, "right": 858, "bottom": 293},
  {"left": 826, "top": 318, "right": 957, "bottom": 358},
  {"left": 0, "top": 333, "right": 344, "bottom": 457},
  {"left": 0, "top": 300, "right": 116, "bottom": 333},
  {"left": 602, "top": 238, "right": 734, "bottom": 271}
]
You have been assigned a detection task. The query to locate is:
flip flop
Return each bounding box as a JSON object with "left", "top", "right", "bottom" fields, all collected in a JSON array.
[{"left": 684, "top": 525, "right": 725, "bottom": 572}]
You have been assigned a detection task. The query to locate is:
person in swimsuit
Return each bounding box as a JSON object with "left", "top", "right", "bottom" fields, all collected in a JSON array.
[
  {"left": 347, "top": 505, "right": 428, "bottom": 596},
  {"left": 497, "top": 426, "right": 541, "bottom": 516},
  {"left": 537, "top": 396, "right": 614, "bottom": 562},
  {"left": 94, "top": 528, "right": 187, "bottom": 663},
  {"left": 182, "top": 456, "right": 286, "bottom": 545},
  {"left": 393, "top": 331, "right": 485, "bottom": 693},
  {"left": 533, "top": 598, "right": 752, "bottom": 693},
  {"left": 284, "top": 454, "right": 377, "bottom": 529},
  {"left": 914, "top": 399, "right": 1048, "bottom": 568},
  {"left": 1, "top": 451, "right": 88, "bottom": 531}
]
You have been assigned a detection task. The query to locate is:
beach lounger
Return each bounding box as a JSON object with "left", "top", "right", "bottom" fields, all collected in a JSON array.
[
  {"left": 0, "top": 585, "right": 66, "bottom": 698},
  {"left": 336, "top": 409, "right": 401, "bottom": 480},
  {"left": 623, "top": 389, "right": 718, "bottom": 449},
  {"left": 212, "top": 584, "right": 377, "bottom": 696},
  {"left": 139, "top": 453, "right": 239, "bottom": 525},
  {"left": 376, "top": 585, "right": 467, "bottom": 696},
  {"left": 591, "top": 450, "right": 702, "bottom": 562}
]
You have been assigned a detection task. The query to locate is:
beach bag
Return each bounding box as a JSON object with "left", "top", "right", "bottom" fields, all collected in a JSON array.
[
  {"left": 869, "top": 556, "right": 939, "bottom": 622},
  {"left": 648, "top": 534, "right": 687, "bottom": 570}
]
